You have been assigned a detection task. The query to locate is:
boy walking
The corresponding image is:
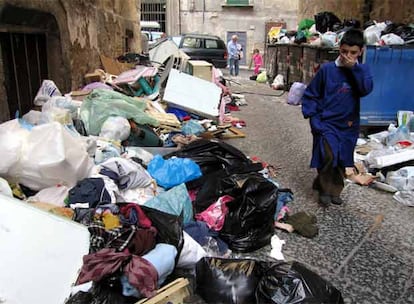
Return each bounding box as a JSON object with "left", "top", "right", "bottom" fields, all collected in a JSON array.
[{"left": 301, "top": 29, "right": 373, "bottom": 207}]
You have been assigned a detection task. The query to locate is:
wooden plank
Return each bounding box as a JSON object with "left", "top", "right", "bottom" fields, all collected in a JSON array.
[
  {"left": 136, "top": 278, "right": 190, "bottom": 304},
  {"left": 221, "top": 127, "right": 246, "bottom": 139}
]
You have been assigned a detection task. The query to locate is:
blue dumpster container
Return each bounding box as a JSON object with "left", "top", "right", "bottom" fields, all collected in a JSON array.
[{"left": 361, "top": 45, "right": 414, "bottom": 126}]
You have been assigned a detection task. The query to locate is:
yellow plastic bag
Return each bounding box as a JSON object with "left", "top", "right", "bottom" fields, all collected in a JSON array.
[{"left": 256, "top": 71, "right": 267, "bottom": 83}]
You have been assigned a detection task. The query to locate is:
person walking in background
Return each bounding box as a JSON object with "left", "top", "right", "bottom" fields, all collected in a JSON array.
[
  {"left": 227, "top": 35, "right": 242, "bottom": 76},
  {"left": 252, "top": 49, "right": 263, "bottom": 75},
  {"left": 301, "top": 29, "right": 373, "bottom": 207}
]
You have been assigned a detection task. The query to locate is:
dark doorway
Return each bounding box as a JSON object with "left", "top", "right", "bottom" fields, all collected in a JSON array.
[{"left": 0, "top": 32, "right": 48, "bottom": 117}]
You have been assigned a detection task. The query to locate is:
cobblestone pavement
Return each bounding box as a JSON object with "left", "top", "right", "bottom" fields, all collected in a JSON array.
[{"left": 222, "top": 69, "right": 414, "bottom": 304}]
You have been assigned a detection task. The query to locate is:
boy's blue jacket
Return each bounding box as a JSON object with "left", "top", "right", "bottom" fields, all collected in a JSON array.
[{"left": 301, "top": 61, "right": 373, "bottom": 169}]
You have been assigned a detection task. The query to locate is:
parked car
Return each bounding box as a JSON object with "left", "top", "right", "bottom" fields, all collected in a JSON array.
[{"left": 171, "top": 33, "right": 228, "bottom": 68}]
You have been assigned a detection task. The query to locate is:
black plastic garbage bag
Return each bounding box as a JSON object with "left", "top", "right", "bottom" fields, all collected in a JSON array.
[
  {"left": 196, "top": 257, "right": 261, "bottom": 304},
  {"left": 66, "top": 277, "right": 137, "bottom": 304},
  {"left": 220, "top": 174, "right": 278, "bottom": 252},
  {"left": 255, "top": 261, "right": 344, "bottom": 304},
  {"left": 314, "top": 12, "right": 342, "bottom": 33},
  {"left": 165, "top": 139, "right": 263, "bottom": 212},
  {"left": 382, "top": 23, "right": 414, "bottom": 42},
  {"left": 140, "top": 205, "right": 184, "bottom": 257},
  {"left": 164, "top": 139, "right": 252, "bottom": 175},
  {"left": 196, "top": 258, "right": 344, "bottom": 304}
]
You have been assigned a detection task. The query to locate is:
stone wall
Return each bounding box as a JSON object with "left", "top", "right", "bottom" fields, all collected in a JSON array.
[
  {"left": 0, "top": 0, "right": 140, "bottom": 121},
  {"left": 298, "top": 0, "right": 414, "bottom": 24}
]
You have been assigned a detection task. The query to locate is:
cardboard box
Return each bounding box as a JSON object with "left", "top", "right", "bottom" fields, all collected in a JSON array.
[{"left": 187, "top": 60, "right": 213, "bottom": 82}]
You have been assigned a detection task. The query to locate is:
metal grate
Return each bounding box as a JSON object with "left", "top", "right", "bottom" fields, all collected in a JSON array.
[
  {"left": 0, "top": 32, "right": 48, "bottom": 117},
  {"left": 141, "top": 0, "right": 166, "bottom": 33}
]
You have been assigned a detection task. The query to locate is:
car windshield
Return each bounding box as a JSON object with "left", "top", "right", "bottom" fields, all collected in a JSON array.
[{"left": 171, "top": 36, "right": 181, "bottom": 46}]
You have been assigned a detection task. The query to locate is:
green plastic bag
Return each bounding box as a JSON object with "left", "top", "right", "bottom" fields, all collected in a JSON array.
[
  {"left": 80, "top": 89, "right": 159, "bottom": 135},
  {"left": 256, "top": 71, "right": 268, "bottom": 83},
  {"left": 298, "top": 18, "right": 315, "bottom": 31}
]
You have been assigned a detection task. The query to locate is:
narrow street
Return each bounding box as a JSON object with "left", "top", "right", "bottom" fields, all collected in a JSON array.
[{"left": 223, "top": 69, "right": 414, "bottom": 304}]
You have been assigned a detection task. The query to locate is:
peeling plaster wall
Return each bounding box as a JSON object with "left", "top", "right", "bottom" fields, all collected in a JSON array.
[
  {"left": 176, "top": 0, "right": 299, "bottom": 64},
  {"left": 0, "top": 0, "right": 140, "bottom": 119},
  {"left": 298, "top": 0, "right": 413, "bottom": 24},
  {"left": 60, "top": 0, "right": 141, "bottom": 88}
]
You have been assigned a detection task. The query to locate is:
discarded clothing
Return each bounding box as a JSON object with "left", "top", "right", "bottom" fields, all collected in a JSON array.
[
  {"left": 184, "top": 221, "right": 229, "bottom": 255},
  {"left": 77, "top": 248, "right": 158, "bottom": 298},
  {"left": 88, "top": 221, "right": 156, "bottom": 254},
  {"left": 285, "top": 212, "right": 318, "bottom": 238},
  {"left": 142, "top": 243, "right": 177, "bottom": 285},
  {"left": 100, "top": 157, "right": 152, "bottom": 190},
  {"left": 119, "top": 203, "right": 152, "bottom": 228},
  {"left": 68, "top": 178, "right": 111, "bottom": 208},
  {"left": 127, "top": 227, "right": 158, "bottom": 256}
]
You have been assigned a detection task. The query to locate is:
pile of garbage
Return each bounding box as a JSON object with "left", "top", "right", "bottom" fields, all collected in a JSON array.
[
  {"left": 268, "top": 11, "right": 414, "bottom": 47},
  {"left": 0, "top": 39, "right": 344, "bottom": 304},
  {"left": 352, "top": 111, "right": 414, "bottom": 206}
]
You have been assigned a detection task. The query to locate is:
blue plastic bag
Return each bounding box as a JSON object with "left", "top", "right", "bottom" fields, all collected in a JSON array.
[
  {"left": 181, "top": 120, "right": 205, "bottom": 136},
  {"left": 144, "top": 183, "right": 193, "bottom": 224},
  {"left": 147, "top": 155, "right": 202, "bottom": 189}
]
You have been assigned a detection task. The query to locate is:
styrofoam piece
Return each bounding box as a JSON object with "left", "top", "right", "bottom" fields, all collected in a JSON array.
[
  {"left": 163, "top": 69, "right": 221, "bottom": 119},
  {"left": 0, "top": 194, "right": 90, "bottom": 304},
  {"left": 369, "top": 149, "right": 414, "bottom": 168}
]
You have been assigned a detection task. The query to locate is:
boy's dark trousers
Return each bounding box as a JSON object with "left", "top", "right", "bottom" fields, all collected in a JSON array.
[{"left": 313, "top": 140, "right": 345, "bottom": 198}]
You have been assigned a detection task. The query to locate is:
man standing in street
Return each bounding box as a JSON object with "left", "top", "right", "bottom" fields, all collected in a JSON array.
[{"left": 227, "top": 35, "right": 242, "bottom": 77}]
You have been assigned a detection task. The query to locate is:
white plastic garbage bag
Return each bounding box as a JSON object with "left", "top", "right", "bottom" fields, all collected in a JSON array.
[
  {"left": 386, "top": 166, "right": 414, "bottom": 191},
  {"left": 33, "top": 80, "right": 62, "bottom": 106},
  {"left": 177, "top": 231, "right": 207, "bottom": 268},
  {"left": 287, "top": 82, "right": 307, "bottom": 105},
  {"left": 0, "top": 119, "right": 30, "bottom": 175},
  {"left": 1, "top": 121, "right": 93, "bottom": 190},
  {"left": 381, "top": 33, "right": 405, "bottom": 45},
  {"left": 271, "top": 74, "right": 284, "bottom": 90},
  {"left": 99, "top": 116, "right": 131, "bottom": 141},
  {"left": 364, "top": 22, "right": 387, "bottom": 45},
  {"left": 0, "top": 177, "right": 13, "bottom": 197},
  {"left": 27, "top": 185, "right": 70, "bottom": 206}
]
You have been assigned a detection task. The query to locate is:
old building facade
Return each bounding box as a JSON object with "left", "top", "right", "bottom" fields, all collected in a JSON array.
[
  {"left": 0, "top": 0, "right": 141, "bottom": 122},
  {"left": 160, "top": 0, "right": 299, "bottom": 66}
]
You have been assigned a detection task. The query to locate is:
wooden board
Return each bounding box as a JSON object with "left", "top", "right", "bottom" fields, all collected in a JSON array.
[
  {"left": 136, "top": 278, "right": 190, "bottom": 304},
  {"left": 221, "top": 127, "right": 246, "bottom": 139}
]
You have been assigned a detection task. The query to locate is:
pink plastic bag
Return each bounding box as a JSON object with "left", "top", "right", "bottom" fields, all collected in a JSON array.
[{"left": 195, "top": 195, "right": 234, "bottom": 231}]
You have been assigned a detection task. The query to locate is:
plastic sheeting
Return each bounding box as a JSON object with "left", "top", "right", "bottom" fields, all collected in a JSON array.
[
  {"left": 144, "top": 183, "right": 193, "bottom": 224},
  {"left": 80, "top": 89, "right": 158, "bottom": 135}
]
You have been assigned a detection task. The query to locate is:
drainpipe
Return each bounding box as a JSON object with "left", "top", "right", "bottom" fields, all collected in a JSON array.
[{"left": 179, "top": 0, "right": 181, "bottom": 34}]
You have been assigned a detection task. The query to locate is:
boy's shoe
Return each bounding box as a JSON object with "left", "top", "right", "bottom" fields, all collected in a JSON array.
[
  {"left": 331, "top": 196, "right": 344, "bottom": 205},
  {"left": 319, "top": 194, "right": 331, "bottom": 207}
]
